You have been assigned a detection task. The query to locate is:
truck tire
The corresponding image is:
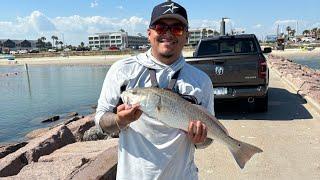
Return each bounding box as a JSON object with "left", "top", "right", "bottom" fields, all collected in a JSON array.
[{"left": 255, "top": 94, "right": 268, "bottom": 112}]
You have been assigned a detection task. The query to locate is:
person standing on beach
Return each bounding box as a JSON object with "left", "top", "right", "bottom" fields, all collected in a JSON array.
[{"left": 95, "top": 1, "right": 215, "bottom": 179}]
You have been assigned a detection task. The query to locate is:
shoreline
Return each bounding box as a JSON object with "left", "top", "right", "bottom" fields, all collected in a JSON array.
[{"left": 0, "top": 55, "right": 131, "bottom": 66}]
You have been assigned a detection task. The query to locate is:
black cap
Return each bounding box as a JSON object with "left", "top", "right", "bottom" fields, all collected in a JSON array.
[{"left": 149, "top": 1, "right": 188, "bottom": 27}]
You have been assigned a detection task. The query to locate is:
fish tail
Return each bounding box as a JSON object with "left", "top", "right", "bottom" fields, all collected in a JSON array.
[{"left": 229, "top": 139, "right": 263, "bottom": 169}]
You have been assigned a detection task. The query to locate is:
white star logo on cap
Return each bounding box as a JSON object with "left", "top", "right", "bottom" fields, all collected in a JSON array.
[{"left": 162, "top": 3, "right": 178, "bottom": 14}]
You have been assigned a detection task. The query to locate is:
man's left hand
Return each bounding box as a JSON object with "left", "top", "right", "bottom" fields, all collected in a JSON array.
[{"left": 187, "top": 120, "right": 207, "bottom": 144}]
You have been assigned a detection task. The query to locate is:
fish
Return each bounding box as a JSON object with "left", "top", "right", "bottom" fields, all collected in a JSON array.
[{"left": 121, "top": 87, "right": 263, "bottom": 169}]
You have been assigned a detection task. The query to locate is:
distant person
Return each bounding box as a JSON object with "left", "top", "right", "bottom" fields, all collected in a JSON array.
[{"left": 95, "top": 1, "right": 214, "bottom": 179}]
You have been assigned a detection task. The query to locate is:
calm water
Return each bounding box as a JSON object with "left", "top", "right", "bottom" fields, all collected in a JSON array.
[
  {"left": 0, "top": 65, "right": 109, "bottom": 143},
  {"left": 280, "top": 54, "right": 320, "bottom": 70}
]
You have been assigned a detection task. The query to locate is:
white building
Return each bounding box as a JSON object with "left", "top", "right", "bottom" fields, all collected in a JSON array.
[
  {"left": 88, "top": 32, "right": 148, "bottom": 50},
  {"left": 188, "top": 28, "right": 218, "bottom": 46}
]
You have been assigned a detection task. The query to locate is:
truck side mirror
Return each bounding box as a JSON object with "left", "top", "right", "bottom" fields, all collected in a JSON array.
[{"left": 263, "top": 47, "right": 272, "bottom": 53}]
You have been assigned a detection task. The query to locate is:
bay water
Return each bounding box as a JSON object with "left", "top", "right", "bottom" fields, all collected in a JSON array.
[{"left": 0, "top": 64, "right": 110, "bottom": 143}]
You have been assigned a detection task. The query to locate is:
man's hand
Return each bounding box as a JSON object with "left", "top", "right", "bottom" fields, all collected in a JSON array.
[
  {"left": 116, "top": 104, "right": 142, "bottom": 128},
  {"left": 187, "top": 120, "right": 207, "bottom": 144}
]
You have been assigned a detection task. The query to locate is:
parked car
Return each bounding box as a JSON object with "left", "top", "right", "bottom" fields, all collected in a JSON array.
[
  {"left": 18, "top": 50, "right": 28, "bottom": 54},
  {"left": 108, "top": 46, "right": 120, "bottom": 51},
  {"left": 301, "top": 37, "right": 316, "bottom": 42},
  {"left": 91, "top": 47, "right": 100, "bottom": 51},
  {"left": 29, "top": 48, "right": 40, "bottom": 53},
  {"left": 48, "top": 49, "right": 57, "bottom": 52},
  {"left": 9, "top": 50, "right": 17, "bottom": 55}
]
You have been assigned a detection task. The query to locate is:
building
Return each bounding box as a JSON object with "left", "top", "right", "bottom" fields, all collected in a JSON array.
[
  {"left": 0, "top": 39, "right": 37, "bottom": 51},
  {"left": 88, "top": 32, "right": 148, "bottom": 50},
  {"left": 187, "top": 28, "right": 218, "bottom": 46}
]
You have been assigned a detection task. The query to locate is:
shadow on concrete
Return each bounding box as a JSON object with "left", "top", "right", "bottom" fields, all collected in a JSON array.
[{"left": 215, "top": 87, "right": 313, "bottom": 121}]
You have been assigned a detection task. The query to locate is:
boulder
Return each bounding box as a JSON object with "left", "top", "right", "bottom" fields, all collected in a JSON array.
[
  {"left": 0, "top": 125, "right": 75, "bottom": 177},
  {"left": 64, "top": 116, "right": 83, "bottom": 125},
  {"left": 41, "top": 115, "right": 60, "bottom": 123},
  {"left": 4, "top": 139, "right": 118, "bottom": 180},
  {"left": 67, "top": 112, "right": 78, "bottom": 117},
  {"left": 66, "top": 114, "right": 95, "bottom": 141},
  {"left": 0, "top": 142, "right": 28, "bottom": 159},
  {"left": 25, "top": 127, "right": 50, "bottom": 139},
  {"left": 82, "top": 126, "right": 110, "bottom": 141}
]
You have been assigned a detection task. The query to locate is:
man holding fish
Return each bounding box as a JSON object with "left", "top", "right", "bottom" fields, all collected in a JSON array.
[{"left": 95, "top": 1, "right": 262, "bottom": 179}]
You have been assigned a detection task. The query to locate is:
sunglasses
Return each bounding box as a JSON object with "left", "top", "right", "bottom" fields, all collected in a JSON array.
[{"left": 150, "top": 23, "right": 187, "bottom": 36}]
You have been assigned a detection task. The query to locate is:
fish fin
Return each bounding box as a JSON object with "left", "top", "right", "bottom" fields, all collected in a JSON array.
[
  {"left": 195, "top": 138, "right": 214, "bottom": 149},
  {"left": 192, "top": 104, "right": 229, "bottom": 135},
  {"left": 229, "top": 138, "right": 263, "bottom": 169}
]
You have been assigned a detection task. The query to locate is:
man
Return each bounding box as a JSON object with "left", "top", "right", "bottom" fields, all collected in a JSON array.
[{"left": 95, "top": 1, "right": 214, "bottom": 179}]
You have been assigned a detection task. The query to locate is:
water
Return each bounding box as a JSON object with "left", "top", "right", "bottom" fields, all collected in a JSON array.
[
  {"left": 0, "top": 65, "right": 110, "bottom": 143},
  {"left": 279, "top": 54, "right": 320, "bottom": 70}
]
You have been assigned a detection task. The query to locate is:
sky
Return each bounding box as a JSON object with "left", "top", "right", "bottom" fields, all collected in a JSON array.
[{"left": 0, "top": 0, "right": 319, "bottom": 45}]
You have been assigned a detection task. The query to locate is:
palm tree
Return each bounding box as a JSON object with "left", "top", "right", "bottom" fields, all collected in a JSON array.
[
  {"left": 286, "top": 26, "right": 291, "bottom": 38},
  {"left": 289, "top": 29, "right": 296, "bottom": 37},
  {"left": 40, "top": 36, "right": 46, "bottom": 42},
  {"left": 58, "top": 41, "right": 63, "bottom": 49},
  {"left": 303, "top": 30, "right": 310, "bottom": 36},
  {"left": 311, "top": 28, "right": 318, "bottom": 38},
  {"left": 51, "top": 35, "right": 58, "bottom": 48},
  {"left": 317, "top": 28, "right": 320, "bottom": 40},
  {"left": 80, "top": 42, "right": 85, "bottom": 47}
]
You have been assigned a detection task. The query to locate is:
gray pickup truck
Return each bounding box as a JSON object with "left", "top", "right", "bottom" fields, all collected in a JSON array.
[{"left": 186, "top": 34, "right": 271, "bottom": 112}]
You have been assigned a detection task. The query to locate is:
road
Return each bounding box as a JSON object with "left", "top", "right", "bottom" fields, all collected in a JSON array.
[{"left": 195, "top": 68, "right": 320, "bottom": 180}]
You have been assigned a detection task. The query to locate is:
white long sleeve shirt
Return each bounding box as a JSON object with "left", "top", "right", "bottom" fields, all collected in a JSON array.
[{"left": 95, "top": 49, "right": 214, "bottom": 180}]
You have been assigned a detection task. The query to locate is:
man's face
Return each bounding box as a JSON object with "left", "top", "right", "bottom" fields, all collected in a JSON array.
[{"left": 148, "top": 18, "right": 188, "bottom": 64}]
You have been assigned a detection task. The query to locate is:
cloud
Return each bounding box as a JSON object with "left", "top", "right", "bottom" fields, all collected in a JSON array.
[
  {"left": 90, "top": 0, "right": 98, "bottom": 8},
  {"left": 0, "top": 11, "right": 150, "bottom": 45},
  {"left": 253, "top": 24, "right": 263, "bottom": 29},
  {"left": 189, "top": 19, "right": 220, "bottom": 30},
  {"left": 274, "top": 19, "right": 297, "bottom": 25}
]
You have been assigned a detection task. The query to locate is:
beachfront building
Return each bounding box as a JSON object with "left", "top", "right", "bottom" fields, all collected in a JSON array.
[
  {"left": 0, "top": 39, "right": 37, "bottom": 51},
  {"left": 88, "top": 32, "right": 148, "bottom": 50},
  {"left": 187, "top": 28, "right": 218, "bottom": 46}
]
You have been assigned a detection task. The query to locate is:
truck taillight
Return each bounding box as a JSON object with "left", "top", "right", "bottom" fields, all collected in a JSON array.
[{"left": 258, "top": 57, "right": 267, "bottom": 79}]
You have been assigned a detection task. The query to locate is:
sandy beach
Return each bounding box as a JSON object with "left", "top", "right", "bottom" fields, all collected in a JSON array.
[
  {"left": 0, "top": 51, "right": 196, "bottom": 66},
  {"left": 0, "top": 55, "right": 132, "bottom": 66},
  {"left": 271, "top": 47, "right": 320, "bottom": 57}
]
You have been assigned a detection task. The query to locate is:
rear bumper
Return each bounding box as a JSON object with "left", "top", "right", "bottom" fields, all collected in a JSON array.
[{"left": 213, "top": 85, "right": 268, "bottom": 99}]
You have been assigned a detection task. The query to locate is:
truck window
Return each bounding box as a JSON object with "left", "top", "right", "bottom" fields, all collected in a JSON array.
[
  {"left": 196, "top": 38, "right": 258, "bottom": 57},
  {"left": 197, "top": 41, "right": 219, "bottom": 56},
  {"left": 234, "top": 39, "right": 257, "bottom": 53},
  {"left": 220, "top": 41, "right": 234, "bottom": 53}
]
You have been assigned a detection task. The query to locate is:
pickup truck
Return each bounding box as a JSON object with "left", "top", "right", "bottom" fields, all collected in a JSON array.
[{"left": 186, "top": 34, "right": 272, "bottom": 112}]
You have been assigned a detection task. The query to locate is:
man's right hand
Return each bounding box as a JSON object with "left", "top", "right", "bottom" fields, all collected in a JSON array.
[{"left": 116, "top": 104, "right": 142, "bottom": 128}]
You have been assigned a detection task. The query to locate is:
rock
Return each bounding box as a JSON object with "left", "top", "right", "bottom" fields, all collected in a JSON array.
[
  {"left": 82, "top": 126, "right": 110, "bottom": 141},
  {"left": 67, "top": 112, "right": 78, "bottom": 117},
  {"left": 0, "top": 125, "right": 75, "bottom": 177},
  {"left": 67, "top": 139, "right": 118, "bottom": 180},
  {"left": 25, "top": 127, "right": 50, "bottom": 140},
  {"left": 91, "top": 104, "right": 97, "bottom": 109},
  {"left": 0, "top": 142, "right": 28, "bottom": 159},
  {"left": 5, "top": 139, "right": 118, "bottom": 180},
  {"left": 41, "top": 115, "right": 60, "bottom": 123},
  {"left": 64, "top": 116, "right": 83, "bottom": 125},
  {"left": 67, "top": 114, "right": 95, "bottom": 141}
]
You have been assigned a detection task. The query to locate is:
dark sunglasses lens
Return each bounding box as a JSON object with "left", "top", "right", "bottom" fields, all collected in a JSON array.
[
  {"left": 171, "top": 26, "right": 184, "bottom": 36},
  {"left": 155, "top": 24, "right": 167, "bottom": 34}
]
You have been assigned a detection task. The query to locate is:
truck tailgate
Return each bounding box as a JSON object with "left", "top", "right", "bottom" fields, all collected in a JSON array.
[{"left": 187, "top": 54, "right": 265, "bottom": 87}]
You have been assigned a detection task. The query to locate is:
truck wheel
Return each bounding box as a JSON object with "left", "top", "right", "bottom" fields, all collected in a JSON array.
[{"left": 255, "top": 94, "right": 268, "bottom": 112}]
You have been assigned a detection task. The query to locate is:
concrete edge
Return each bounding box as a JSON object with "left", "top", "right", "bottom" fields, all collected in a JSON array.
[{"left": 269, "top": 65, "right": 320, "bottom": 114}]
